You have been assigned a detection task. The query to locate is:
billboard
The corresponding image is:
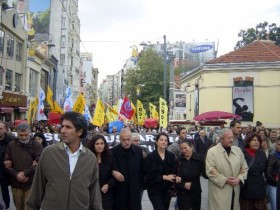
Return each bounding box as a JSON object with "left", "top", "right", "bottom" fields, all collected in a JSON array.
[
  {"left": 9, "top": 0, "right": 51, "bottom": 57},
  {"left": 174, "top": 90, "right": 186, "bottom": 114},
  {"left": 232, "top": 86, "right": 254, "bottom": 121}
]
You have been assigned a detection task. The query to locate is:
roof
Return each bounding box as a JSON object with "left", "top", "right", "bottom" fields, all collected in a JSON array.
[{"left": 207, "top": 40, "right": 280, "bottom": 64}]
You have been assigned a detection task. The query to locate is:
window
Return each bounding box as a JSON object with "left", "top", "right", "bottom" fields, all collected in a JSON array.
[
  {"left": 0, "top": 30, "right": 4, "bottom": 54},
  {"left": 16, "top": 42, "right": 23, "bottom": 61},
  {"left": 60, "top": 54, "right": 65, "bottom": 65},
  {"left": 41, "top": 70, "right": 48, "bottom": 91},
  {"left": 6, "top": 35, "right": 14, "bottom": 57},
  {"left": 5, "top": 69, "right": 13, "bottom": 91},
  {"left": 29, "top": 69, "right": 38, "bottom": 97},
  {"left": 62, "top": 17, "right": 66, "bottom": 28},
  {"left": 15, "top": 73, "right": 22, "bottom": 92},
  {"left": 61, "top": 36, "right": 66, "bottom": 48}
]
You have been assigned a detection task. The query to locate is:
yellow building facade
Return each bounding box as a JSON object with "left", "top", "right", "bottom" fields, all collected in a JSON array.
[{"left": 181, "top": 40, "right": 280, "bottom": 128}]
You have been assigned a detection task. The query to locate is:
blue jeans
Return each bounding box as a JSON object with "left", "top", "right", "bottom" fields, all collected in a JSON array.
[{"left": 267, "top": 184, "right": 277, "bottom": 210}]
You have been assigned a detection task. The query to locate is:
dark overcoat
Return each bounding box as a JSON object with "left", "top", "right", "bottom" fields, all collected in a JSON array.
[{"left": 111, "top": 144, "right": 143, "bottom": 210}]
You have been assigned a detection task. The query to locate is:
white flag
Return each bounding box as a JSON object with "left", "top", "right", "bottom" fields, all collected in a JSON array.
[{"left": 37, "top": 87, "right": 47, "bottom": 121}]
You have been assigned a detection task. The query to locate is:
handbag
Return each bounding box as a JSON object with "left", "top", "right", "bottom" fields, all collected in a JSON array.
[{"left": 168, "top": 161, "right": 181, "bottom": 197}]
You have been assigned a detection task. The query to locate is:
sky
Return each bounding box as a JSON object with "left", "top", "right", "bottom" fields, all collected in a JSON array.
[{"left": 79, "top": 0, "right": 280, "bottom": 86}]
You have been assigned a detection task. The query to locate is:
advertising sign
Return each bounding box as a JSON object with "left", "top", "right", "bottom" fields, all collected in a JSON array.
[
  {"left": 174, "top": 91, "right": 186, "bottom": 114},
  {"left": 232, "top": 86, "right": 254, "bottom": 121}
]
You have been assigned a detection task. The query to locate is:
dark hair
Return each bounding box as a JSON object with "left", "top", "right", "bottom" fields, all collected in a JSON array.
[
  {"left": 176, "top": 127, "right": 186, "bottom": 135},
  {"left": 244, "top": 132, "right": 262, "bottom": 148},
  {"left": 60, "top": 111, "right": 87, "bottom": 138},
  {"left": 230, "top": 120, "right": 241, "bottom": 128},
  {"left": 256, "top": 121, "right": 262, "bottom": 127},
  {"left": 155, "top": 132, "right": 170, "bottom": 147},
  {"left": 87, "top": 134, "right": 111, "bottom": 162},
  {"left": 180, "top": 139, "right": 193, "bottom": 147},
  {"left": 33, "top": 132, "right": 48, "bottom": 148}
]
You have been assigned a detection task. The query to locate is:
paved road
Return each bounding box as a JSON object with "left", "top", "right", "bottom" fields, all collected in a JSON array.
[{"left": 4, "top": 179, "right": 209, "bottom": 210}]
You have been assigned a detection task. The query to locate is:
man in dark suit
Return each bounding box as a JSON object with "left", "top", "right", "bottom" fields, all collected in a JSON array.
[
  {"left": 111, "top": 128, "right": 144, "bottom": 210},
  {"left": 194, "top": 130, "right": 213, "bottom": 159}
]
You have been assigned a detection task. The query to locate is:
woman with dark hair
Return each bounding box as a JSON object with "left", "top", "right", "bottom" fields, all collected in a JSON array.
[
  {"left": 240, "top": 132, "right": 268, "bottom": 210},
  {"left": 174, "top": 140, "right": 207, "bottom": 210},
  {"left": 258, "top": 129, "right": 269, "bottom": 157},
  {"left": 266, "top": 138, "right": 280, "bottom": 210},
  {"left": 33, "top": 132, "right": 48, "bottom": 148},
  {"left": 144, "top": 132, "right": 175, "bottom": 210},
  {"left": 87, "top": 135, "right": 115, "bottom": 210}
]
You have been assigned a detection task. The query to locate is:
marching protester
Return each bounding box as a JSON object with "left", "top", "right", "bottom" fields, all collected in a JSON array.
[
  {"left": 111, "top": 128, "right": 143, "bottom": 210},
  {"left": 230, "top": 120, "right": 245, "bottom": 150},
  {"left": 144, "top": 132, "right": 175, "bottom": 210},
  {"left": 26, "top": 112, "right": 103, "bottom": 210},
  {"left": 206, "top": 128, "right": 248, "bottom": 210},
  {"left": 33, "top": 132, "right": 48, "bottom": 148},
  {"left": 0, "top": 122, "right": 14, "bottom": 209},
  {"left": 167, "top": 127, "right": 188, "bottom": 158},
  {"left": 239, "top": 133, "right": 267, "bottom": 210},
  {"left": 87, "top": 134, "right": 115, "bottom": 210},
  {"left": 266, "top": 137, "right": 280, "bottom": 210},
  {"left": 4, "top": 123, "right": 43, "bottom": 210},
  {"left": 194, "top": 129, "right": 213, "bottom": 159},
  {"left": 174, "top": 139, "right": 207, "bottom": 210}
]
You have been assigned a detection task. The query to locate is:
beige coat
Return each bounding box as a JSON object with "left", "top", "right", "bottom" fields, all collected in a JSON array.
[{"left": 206, "top": 142, "right": 248, "bottom": 210}]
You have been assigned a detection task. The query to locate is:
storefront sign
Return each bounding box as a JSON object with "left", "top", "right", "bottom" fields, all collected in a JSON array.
[{"left": 0, "top": 92, "right": 27, "bottom": 107}]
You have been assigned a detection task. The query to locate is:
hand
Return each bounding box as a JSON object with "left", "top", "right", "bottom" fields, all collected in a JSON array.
[
  {"left": 226, "top": 177, "right": 240, "bottom": 187},
  {"left": 16, "top": 171, "right": 29, "bottom": 183},
  {"left": 101, "top": 184, "right": 109, "bottom": 193},
  {"left": 4, "top": 160, "right": 12, "bottom": 168},
  {"left": 184, "top": 182, "right": 191, "bottom": 190},
  {"left": 112, "top": 170, "right": 125, "bottom": 182},
  {"left": 32, "top": 160, "right": 38, "bottom": 166},
  {"left": 163, "top": 174, "right": 176, "bottom": 182},
  {"left": 175, "top": 176, "right": 181, "bottom": 183}
]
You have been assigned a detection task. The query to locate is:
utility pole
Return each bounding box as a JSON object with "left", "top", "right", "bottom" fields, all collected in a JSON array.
[{"left": 163, "top": 35, "right": 167, "bottom": 100}]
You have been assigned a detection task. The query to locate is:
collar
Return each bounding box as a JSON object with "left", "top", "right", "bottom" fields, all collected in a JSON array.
[
  {"left": 216, "top": 142, "right": 238, "bottom": 155},
  {"left": 63, "top": 142, "right": 83, "bottom": 154}
]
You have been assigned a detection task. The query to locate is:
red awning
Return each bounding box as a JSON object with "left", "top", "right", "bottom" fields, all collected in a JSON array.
[
  {"left": 18, "top": 107, "right": 28, "bottom": 112},
  {"left": 0, "top": 107, "right": 14, "bottom": 113}
]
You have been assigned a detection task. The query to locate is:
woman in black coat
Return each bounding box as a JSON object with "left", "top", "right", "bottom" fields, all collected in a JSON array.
[
  {"left": 144, "top": 132, "right": 175, "bottom": 210},
  {"left": 240, "top": 132, "right": 267, "bottom": 210},
  {"left": 174, "top": 139, "right": 207, "bottom": 210},
  {"left": 87, "top": 135, "right": 115, "bottom": 210}
]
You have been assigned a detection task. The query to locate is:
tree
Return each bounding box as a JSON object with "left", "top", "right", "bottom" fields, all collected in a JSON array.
[
  {"left": 124, "top": 48, "right": 165, "bottom": 109},
  {"left": 235, "top": 22, "right": 280, "bottom": 49}
]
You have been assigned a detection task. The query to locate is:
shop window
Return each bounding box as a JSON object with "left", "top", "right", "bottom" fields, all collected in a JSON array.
[
  {"left": 15, "top": 73, "right": 22, "bottom": 92},
  {"left": 5, "top": 69, "right": 13, "bottom": 90}
]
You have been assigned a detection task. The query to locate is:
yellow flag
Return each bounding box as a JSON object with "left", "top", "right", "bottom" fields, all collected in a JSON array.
[
  {"left": 27, "top": 99, "right": 34, "bottom": 123},
  {"left": 46, "top": 86, "right": 54, "bottom": 111},
  {"left": 92, "top": 99, "right": 105, "bottom": 126},
  {"left": 53, "top": 100, "right": 64, "bottom": 114},
  {"left": 149, "top": 102, "right": 159, "bottom": 119},
  {"left": 131, "top": 102, "right": 137, "bottom": 124},
  {"left": 106, "top": 109, "right": 115, "bottom": 123},
  {"left": 159, "top": 98, "right": 168, "bottom": 128},
  {"left": 72, "top": 93, "right": 86, "bottom": 114},
  {"left": 137, "top": 100, "right": 145, "bottom": 125},
  {"left": 105, "top": 102, "right": 119, "bottom": 115},
  {"left": 32, "top": 96, "right": 38, "bottom": 121}
]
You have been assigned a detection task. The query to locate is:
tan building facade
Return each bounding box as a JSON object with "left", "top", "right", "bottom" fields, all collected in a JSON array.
[{"left": 181, "top": 40, "right": 280, "bottom": 128}]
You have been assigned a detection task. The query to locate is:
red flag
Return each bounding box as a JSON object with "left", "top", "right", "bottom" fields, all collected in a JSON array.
[{"left": 120, "top": 96, "right": 135, "bottom": 120}]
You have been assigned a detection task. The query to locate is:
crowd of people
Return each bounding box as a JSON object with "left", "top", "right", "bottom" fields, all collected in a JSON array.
[{"left": 0, "top": 114, "right": 279, "bottom": 210}]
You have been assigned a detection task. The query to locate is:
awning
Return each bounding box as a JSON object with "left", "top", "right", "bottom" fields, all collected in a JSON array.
[
  {"left": 18, "top": 107, "right": 28, "bottom": 112},
  {"left": 0, "top": 107, "right": 14, "bottom": 113}
]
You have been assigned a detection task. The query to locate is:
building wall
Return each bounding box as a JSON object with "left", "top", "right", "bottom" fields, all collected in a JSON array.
[{"left": 182, "top": 67, "right": 280, "bottom": 128}]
